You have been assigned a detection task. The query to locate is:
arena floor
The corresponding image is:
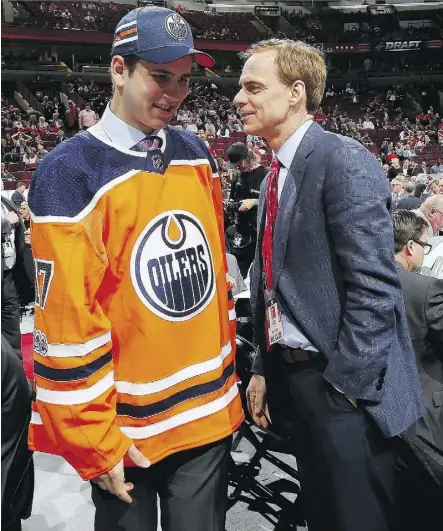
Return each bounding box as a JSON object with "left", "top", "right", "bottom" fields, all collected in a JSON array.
[
  {"left": 23, "top": 438, "right": 303, "bottom": 531},
  {"left": 20, "top": 316, "right": 304, "bottom": 531}
]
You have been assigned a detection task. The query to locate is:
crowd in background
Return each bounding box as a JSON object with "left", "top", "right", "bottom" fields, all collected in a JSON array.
[{"left": 2, "top": 78, "right": 443, "bottom": 190}]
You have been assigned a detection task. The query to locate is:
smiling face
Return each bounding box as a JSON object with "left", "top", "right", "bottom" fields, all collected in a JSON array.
[
  {"left": 110, "top": 55, "right": 192, "bottom": 133},
  {"left": 234, "top": 51, "right": 297, "bottom": 141}
]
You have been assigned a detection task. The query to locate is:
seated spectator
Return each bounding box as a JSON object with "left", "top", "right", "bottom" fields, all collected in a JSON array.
[
  {"left": 413, "top": 195, "right": 443, "bottom": 236},
  {"left": 37, "top": 116, "right": 49, "bottom": 134},
  {"left": 1, "top": 163, "right": 15, "bottom": 182},
  {"left": 396, "top": 181, "right": 422, "bottom": 211},
  {"left": 362, "top": 117, "right": 375, "bottom": 130},
  {"left": 36, "top": 144, "right": 48, "bottom": 161},
  {"left": 217, "top": 123, "right": 230, "bottom": 138},
  {"left": 430, "top": 160, "right": 443, "bottom": 174},
  {"left": 23, "top": 147, "right": 37, "bottom": 165},
  {"left": 392, "top": 209, "right": 443, "bottom": 531},
  {"left": 55, "top": 129, "right": 66, "bottom": 145},
  {"left": 422, "top": 179, "right": 441, "bottom": 201}
]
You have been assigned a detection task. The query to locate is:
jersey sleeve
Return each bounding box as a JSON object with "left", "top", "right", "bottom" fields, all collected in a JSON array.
[{"left": 28, "top": 162, "right": 132, "bottom": 481}]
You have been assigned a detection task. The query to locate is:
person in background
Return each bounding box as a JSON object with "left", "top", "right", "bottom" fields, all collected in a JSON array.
[
  {"left": 1, "top": 163, "right": 15, "bottom": 182},
  {"left": 430, "top": 159, "right": 443, "bottom": 174},
  {"left": 392, "top": 209, "right": 443, "bottom": 531},
  {"left": 55, "top": 129, "right": 66, "bottom": 145},
  {"left": 226, "top": 143, "right": 267, "bottom": 277},
  {"left": 10, "top": 182, "right": 26, "bottom": 208},
  {"left": 1, "top": 335, "right": 34, "bottom": 531},
  {"left": 1, "top": 195, "right": 34, "bottom": 361},
  {"left": 396, "top": 181, "right": 422, "bottom": 211},
  {"left": 78, "top": 104, "right": 98, "bottom": 130},
  {"left": 390, "top": 176, "right": 406, "bottom": 208},
  {"left": 36, "top": 145, "right": 48, "bottom": 162},
  {"left": 23, "top": 148, "right": 37, "bottom": 165},
  {"left": 412, "top": 195, "right": 443, "bottom": 236},
  {"left": 235, "top": 38, "right": 424, "bottom": 531},
  {"left": 64, "top": 100, "right": 78, "bottom": 132},
  {"left": 421, "top": 179, "right": 440, "bottom": 201},
  {"left": 18, "top": 202, "right": 31, "bottom": 230}
]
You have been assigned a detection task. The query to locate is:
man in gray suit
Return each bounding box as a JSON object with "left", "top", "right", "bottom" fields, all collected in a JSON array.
[
  {"left": 392, "top": 210, "right": 443, "bottom": 530},
  {"left": 234, "top": 39, "right": 425, "bottom": 531}
]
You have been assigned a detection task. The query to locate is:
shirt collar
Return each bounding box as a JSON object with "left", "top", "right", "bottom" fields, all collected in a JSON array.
[
  {"left": 277, "top": 119, "right": 313, "bottom": 169},
  {"left": 94, "top": 104, "right": 166, "bottom": 152}
]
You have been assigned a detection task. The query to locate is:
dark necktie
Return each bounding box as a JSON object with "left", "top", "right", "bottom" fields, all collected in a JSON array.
[
  {"left": 130, "top": 135, "right": 164, "bottom": 171},
  {"left": 130, "top": 135, "right": 163, "bottom": 152},
  {"left": 261, "top": 156, "right": 281, "bottom": 290}
]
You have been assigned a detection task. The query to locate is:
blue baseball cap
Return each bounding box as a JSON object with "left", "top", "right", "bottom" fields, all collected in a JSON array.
[{"left": 111, "top": 6, "right": 215, "bottom": 69}]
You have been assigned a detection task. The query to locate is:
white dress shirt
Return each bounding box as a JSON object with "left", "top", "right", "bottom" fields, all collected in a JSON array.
[
  {"left": 275, "top": 120, "right": 319, "bottom": 352},
  {"left": 89, "top": 104, "right": 166, "bottom": 153}
]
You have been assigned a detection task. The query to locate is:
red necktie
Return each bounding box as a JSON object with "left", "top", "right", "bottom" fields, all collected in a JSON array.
[{"left": 261, "top": 156, "right": 281, "bottom": 290}]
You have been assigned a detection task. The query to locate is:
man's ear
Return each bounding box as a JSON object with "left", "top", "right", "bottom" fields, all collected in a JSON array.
[
  {"left": 289, "top": 80, "right": 306, "bottom": 109},
  {"left": 110, "top": 56, "right": 126, "bottom": 89}
]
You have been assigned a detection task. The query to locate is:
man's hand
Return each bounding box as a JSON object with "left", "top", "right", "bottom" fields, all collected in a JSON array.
[
  {"left": 246, "top": 375, "right": 271, "bottom": 429},
  {"left": 227, "top": 274, "right": 236, "bottom": 291},
  {"left": 238, "top": 199, "right": 258, "bottom": 212},
  {"left": 93, "top": 444, "right": 151, "bottom": 504},
  {"left": 5, "top": 211, "right": 19, "bottom": 227}
]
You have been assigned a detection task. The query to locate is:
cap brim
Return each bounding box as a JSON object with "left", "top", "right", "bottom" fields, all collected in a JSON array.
[
  {"left": 226, "top": 161, "right": 241, "bottom": 169},
  {"left": 134, "top": 46, "right": 215, "bottom": 68}
]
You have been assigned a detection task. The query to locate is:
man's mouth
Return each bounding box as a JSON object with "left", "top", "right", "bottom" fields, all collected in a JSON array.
[{"left": 154, "top": 104, "right": 173, "bottom": 113}]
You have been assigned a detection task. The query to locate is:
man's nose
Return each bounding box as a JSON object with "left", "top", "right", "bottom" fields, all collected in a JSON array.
[{"left": 233, "top": 89, "right": 246, "bottom": 107}]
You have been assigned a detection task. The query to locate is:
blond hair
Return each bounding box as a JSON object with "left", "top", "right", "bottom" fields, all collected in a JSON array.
[{"left": 240, "top": 39, "right": 327, "bottom": 113}]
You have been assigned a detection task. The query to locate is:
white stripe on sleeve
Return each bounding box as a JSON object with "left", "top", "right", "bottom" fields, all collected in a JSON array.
[{"left": 36, "top": 371, "right": 115, "bottom": 405}]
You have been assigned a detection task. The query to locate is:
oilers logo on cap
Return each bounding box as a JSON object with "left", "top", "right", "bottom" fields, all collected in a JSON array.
[
  {"left": 165, "top": 13, "right": 188, "bottom": 40},
  {"left": 131, "top": 211, "right": 215, "bottom": 322}
]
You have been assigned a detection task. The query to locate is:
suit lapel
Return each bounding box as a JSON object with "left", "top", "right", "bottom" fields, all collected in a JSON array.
[{"left": 272, "top": 122, "right": 322, "bottom": 287}]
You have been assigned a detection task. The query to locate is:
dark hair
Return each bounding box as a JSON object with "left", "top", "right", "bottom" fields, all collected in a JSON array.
[
  {"left": 124, "top": 55, "right": 140, "bottom": 76},
  {"left": 392, "top": 210, "right": 428, "bottom": 254}
]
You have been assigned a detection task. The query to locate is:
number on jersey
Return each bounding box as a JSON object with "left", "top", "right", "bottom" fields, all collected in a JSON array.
[{"left": 34, "top": 259, "right": 54, "bottom": 310}]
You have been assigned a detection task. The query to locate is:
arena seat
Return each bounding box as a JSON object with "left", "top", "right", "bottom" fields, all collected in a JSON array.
[
  {"left": 8, "top": 162, "right": 26, "bottom": 172},
  {"left": 12, "top": 171, "right": 31, "bottom": 182}
]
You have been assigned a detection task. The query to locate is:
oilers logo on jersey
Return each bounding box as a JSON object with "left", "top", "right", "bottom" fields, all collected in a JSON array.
[{"left": 131, "top": 211, "right": 215, "bottom": 321}]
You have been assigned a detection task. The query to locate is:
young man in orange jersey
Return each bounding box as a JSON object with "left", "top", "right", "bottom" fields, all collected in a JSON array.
[{"left": 28, "top": 7, "right": 244, "bottom": 531}]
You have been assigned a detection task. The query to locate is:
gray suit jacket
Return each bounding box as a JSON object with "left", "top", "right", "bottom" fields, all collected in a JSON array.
[
  {"left": 397, "top": 264, "right": 443, "bottom": 451},
  {"left": 250, "top": 122, "right": 425, "bottom": 438}
]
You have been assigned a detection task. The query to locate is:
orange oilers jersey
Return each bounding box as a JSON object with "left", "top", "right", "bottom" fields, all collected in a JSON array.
[{"left": 28, "top": 125, "right": 244, "bottom": 481}]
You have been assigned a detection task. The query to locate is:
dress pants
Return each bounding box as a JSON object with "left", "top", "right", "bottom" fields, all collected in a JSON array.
[
  {"left": 92, "top": 436, "right": 232, "bottom": 531},
  {"left": 264, "top": 351, "right": 396, "bottom": 531},
  {"left": 1, "top": 270, "right": 22, "bottom": 361}
]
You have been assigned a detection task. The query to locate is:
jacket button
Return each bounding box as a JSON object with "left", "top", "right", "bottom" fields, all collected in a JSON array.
[
  {"left": 376, "top": 383, "right": 383, "bottom": 391},
  {"left": 380, "top": 367, "right": 387, "bottom": 377}
]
